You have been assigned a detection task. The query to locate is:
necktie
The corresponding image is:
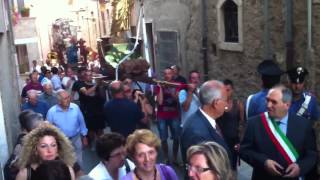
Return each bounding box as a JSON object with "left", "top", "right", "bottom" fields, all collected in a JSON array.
[{"left": 215, "top": 124, "right": 224, "bottom": 138}]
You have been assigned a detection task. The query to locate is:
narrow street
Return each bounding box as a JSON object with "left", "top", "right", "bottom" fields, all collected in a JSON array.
[{"left": 1, "top": 1, "right": 319, "bottom": 180}]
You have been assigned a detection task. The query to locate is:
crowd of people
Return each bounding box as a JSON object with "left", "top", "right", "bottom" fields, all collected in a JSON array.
[{"left": 3, "top": 58, "right": 320, "bottom": 180}]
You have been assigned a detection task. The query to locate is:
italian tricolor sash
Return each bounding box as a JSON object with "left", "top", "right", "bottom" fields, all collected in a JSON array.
[{"left": 260, "top": 112, "right": 299, "bottom": 164}]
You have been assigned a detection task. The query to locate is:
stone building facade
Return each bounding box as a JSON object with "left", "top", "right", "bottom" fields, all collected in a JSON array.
[
  {"left": 143, "top": 0, "right": 320, "bottom": 100},
  {"left": 0, "top": 0, "right": 22, "bottom": 175}
]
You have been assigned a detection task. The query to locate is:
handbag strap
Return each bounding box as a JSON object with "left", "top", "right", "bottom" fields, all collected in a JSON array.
[
  {"left": 124, "top": 159, "right": 131, "bottom": 173},
  {"left": 27, "top": 166, "right": 31, "bottom": 180}
]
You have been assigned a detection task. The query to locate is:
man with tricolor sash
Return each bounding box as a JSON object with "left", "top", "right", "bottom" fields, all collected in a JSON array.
[{"left": 240, "top": 85, "right": 317, "bottom": 180}]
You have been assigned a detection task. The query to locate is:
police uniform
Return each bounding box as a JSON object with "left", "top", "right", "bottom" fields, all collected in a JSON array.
[
  {"left": 288, "top": 66, "right": 319, "bottom": 122},
  {"left": 246, "top": 60, "right": 284, "bottom": 119}
]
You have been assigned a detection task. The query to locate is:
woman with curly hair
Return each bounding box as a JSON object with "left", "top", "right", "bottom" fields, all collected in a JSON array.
[{"left": 15, "top": 123, "right": 76, "bottom": 180}]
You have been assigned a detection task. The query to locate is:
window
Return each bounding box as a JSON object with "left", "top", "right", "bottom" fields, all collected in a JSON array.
[
  {"left": 217, "top": 0, "right": 243, "bottom": 51},
  {"left": 223, "top": 0, "right": 238, "bottom": 42},
  {"left": 16, "top": 45, "right": 29, "bottom": 73},
  {"left": 155, "top": 31, "right": 179, "bottom": 72}
]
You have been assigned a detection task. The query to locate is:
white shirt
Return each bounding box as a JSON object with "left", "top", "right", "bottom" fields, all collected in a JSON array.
[
  {"left": 31, "top": 65, "right": 41, "bottom": 73},
  {"left": 88, "top": 159, "right": 135, "bottom": 180},
  {"left": 199, "top": 107, "right": 217, "bottom": 129}
]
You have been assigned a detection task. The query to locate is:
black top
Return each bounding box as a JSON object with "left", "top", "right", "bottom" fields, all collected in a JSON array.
[
  {"left": 174, "top": 75, "right": 187, "bottom": 84},
  {"left": 217, "top": 100, "right": 241, "bottom": 144}
]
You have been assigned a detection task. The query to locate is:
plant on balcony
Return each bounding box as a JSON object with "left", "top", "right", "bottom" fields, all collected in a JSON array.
[{"left": 20, "top": 7, "right": 30, "bottom": 17}]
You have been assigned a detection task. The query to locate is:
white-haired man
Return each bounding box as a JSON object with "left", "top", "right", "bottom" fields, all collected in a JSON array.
[
  {"left": 21, "top": 90, "right": 49, "bottom": 117},
  {"left": 181, "top": 80, "right": 233, "bottom": 167},
  {"left": 46, "top": 90, "right": 88, "bottom": 167},
  {"left": 38, "top": 83, "right": 58, "bottom": 108}
]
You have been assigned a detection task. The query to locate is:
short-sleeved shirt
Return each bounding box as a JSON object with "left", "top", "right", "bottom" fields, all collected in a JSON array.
[
  {"left": 72, "top": 80, "right": 83, "bottom": 92},
  {"left": 289, "top": 92, "right": 319, "bottom": 121},
  {"left": 40, "top": 77, "right": 52, "bottom": 86},
  {"left": 51, "top": 74, "right": 62, "bottom": 91},
  {"left": 71, "top": 80, "right": 83, "bottom": 101},
  {"left": 155, "top": 85, "right": 180, "bottom": 119},
  {"left": 76, "top": 82, "right": 105, "bottom": 115},
  {"left": 179, "top": 89, "right": 200, "bottom": 126},
  {"left": 72, "top": 81, "right": 85, "bottom": 102},
  {"left": 246, "top": 89, "right": 269, "bottom": 119}
]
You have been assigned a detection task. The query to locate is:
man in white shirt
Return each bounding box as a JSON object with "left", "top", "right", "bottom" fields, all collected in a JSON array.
[{"left": 31, "top": 60, "right": 41, "bottom": 73}]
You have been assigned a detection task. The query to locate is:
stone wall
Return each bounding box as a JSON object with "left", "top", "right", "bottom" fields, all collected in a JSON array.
[
  {"left": 313, "top": 2, "right": 320, "bottom": 96},
  {"left": 145, "top": 0, "right": 320, "bottom": 100},
  {"left": 0, "top": 0, "right": 21, "bottom": 168},
  {"left": 205, "top": 0, "right": 266, "bottom": 99}
]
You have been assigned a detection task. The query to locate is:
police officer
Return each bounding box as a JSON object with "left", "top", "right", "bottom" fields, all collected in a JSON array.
[
  {"left": 246, "top": 60, "right": 284, "bottom": 119},
  {"left": 287, "top": 66, "right": 319, "bottom": 122}
]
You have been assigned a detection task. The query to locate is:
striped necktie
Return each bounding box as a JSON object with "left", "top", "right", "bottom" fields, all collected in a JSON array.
[{"left": 215, "top": 124, "right": 224, "bottom": 138}]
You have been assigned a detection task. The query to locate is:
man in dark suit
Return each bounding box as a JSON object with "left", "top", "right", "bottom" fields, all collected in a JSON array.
[
  {"left": 181, "top": 80, "right": 233, "bottom": 166},
  {"left": 240, "top": 85, "right": 317, "bottom": 180}
]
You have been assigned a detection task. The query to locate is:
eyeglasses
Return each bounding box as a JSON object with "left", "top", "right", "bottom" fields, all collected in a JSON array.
[{"left": 186, "top": 164, "right": 213, "bottom": 174}]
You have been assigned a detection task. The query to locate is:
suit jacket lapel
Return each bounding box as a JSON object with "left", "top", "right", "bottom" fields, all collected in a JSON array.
[
  {"left": 196, "top": 110, "right": 221, "bottom": 139},
  {"left": 286, "top": 113, "right": 297, "bottom": 147}
]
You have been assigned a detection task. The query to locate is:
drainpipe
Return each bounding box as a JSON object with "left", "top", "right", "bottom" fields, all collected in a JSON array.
[
  {"left": 263, "top": 0, "right": 272, "bottom": 60},
  {"left": 307, "top": 0, "right": 314, "bottom": 90},
  {"left": 285, "top": 0, "right": 294, "bottom": 70},
  {"left": 307, "top": 0, "right": 312, "bottom": 52},
  {"left": 201, "top": 0, "right": 209, "bottom": 81}
]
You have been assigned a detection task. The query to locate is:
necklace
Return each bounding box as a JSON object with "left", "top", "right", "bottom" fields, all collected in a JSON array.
[{"left": 134, "top": 167, "right": 157, "bottom": 180}]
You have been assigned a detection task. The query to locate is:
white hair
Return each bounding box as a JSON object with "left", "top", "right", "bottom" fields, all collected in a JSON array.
[
  {"left": 27, "top": 90, "right": 39, "bottom": 98},
  {"left": 56, "top": 89, "right": 68, "bottom": 101},
  {"left": 199, "top": 80, "right": 224, "bottom": 105}
]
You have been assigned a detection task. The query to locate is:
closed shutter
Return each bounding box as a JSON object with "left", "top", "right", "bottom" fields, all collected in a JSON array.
[{"left": 155, "top": 31, "right": 179, "bottom": 75}]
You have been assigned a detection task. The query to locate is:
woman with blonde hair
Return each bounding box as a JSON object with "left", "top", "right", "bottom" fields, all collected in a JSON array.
[
  {"left": 187, "top": 141, "right": 232, "bottom": 180},
  {"left": 15, "top": 123, "right": 76, "bottom": 180},
  {"left": 123, "top": 129, "right": 178, "bottom": 180}
]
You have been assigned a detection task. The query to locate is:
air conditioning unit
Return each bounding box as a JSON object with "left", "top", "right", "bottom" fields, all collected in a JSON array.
[{"left": 0, "top": 0, "right": 8, "bottom": 33}]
